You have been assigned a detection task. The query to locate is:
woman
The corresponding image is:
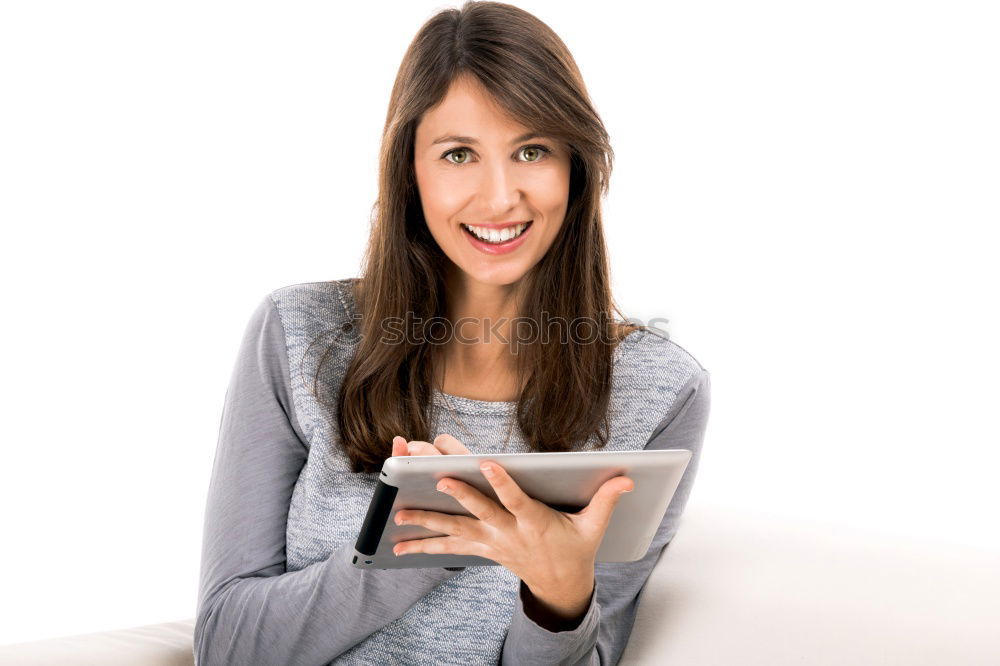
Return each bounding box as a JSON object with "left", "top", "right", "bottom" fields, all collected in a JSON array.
[{"left": 194, "top": 2, "right": 710, "bottom": 664}]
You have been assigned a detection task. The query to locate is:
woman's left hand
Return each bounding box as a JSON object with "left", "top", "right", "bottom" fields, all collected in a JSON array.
[{"left": 392, "top": 459, "right": 634, "bottom": 617}]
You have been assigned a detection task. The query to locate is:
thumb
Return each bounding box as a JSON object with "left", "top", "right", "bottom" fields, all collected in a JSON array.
[{"left": 580, "top": 476, "right": 634, "bottom": 530}]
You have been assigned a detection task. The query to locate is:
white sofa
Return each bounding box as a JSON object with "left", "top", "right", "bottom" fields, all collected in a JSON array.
[{"left": 1, "top": 503, "right": 997, "bottom": 665}]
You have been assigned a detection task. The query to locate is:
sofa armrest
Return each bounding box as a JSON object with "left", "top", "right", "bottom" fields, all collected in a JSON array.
[
  {"left": 620, "top": 502, "right": 1000, "bottom": 665},
  {"left": 0, "top": 619, "right": 195, "bottom": 666}
]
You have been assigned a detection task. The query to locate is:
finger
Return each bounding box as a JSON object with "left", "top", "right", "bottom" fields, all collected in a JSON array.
[
  {"left": 435, "top": 477, "right": 514, "bottom": 529},
  {"left": 393, "top": 535, "right": 491, "bottom": 558},
  {"left": 394, "top": 508, "right": 482, "bottom": 542},
  {"left": 433, "top": 433, "right": 472, "bottom": 455},
  {"left": 407, "top": 441, "right": 443, "bottom": 456},
  {"left": 391, "top": 436, "right": 408, "bottom": 457},
  {"left": 578, "top": 476, "right": 634, "bottom": 534},
  {"left": 477, "top": 461, "right": 543, "bottom": 521}
]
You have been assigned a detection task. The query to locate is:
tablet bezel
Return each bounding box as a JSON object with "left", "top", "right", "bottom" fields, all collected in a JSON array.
[{"left": 350, "top": 449, "right": 691, "bottom": 570}]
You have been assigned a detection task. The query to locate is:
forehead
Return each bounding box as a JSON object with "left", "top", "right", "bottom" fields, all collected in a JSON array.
[{"left": 415, "top": 75, "right": 530, "bottom": 142}]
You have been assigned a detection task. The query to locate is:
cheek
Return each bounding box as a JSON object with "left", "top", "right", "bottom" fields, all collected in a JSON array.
[
  {"left": 416, "top": 169, "right": 462, "bottom": 220},
  {"left": 534, "top": 168, "right": 570, "bottom": 218}
]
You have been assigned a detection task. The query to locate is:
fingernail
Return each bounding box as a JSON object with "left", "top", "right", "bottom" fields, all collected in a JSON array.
[
  {"left": 480, "top": 464, "right": 494, "bottom": 477},
  {"left": 437, "top": 482, "right": 451, "bottom": 493}
]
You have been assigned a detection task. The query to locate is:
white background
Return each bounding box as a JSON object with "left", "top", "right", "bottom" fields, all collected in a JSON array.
[{"left": 1, "top": 0, "right": 997, "bottom": 646}]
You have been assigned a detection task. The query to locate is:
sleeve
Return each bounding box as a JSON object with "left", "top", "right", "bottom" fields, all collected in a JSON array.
[
  {"left": 500, "top": 367, "right": 711, "bottom": 666},
  {"left": 193, "top": 294, "right": 463, "bottom": 666}
]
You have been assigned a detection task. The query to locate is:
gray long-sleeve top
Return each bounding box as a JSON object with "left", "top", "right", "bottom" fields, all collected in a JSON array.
[{"left": 194, "top": 279, "right": 711, "bottom": 665}]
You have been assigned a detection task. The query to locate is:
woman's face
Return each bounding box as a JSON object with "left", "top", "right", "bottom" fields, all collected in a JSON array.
[{"left": 413, "top": 75, "right": 572, "bottom": 289}]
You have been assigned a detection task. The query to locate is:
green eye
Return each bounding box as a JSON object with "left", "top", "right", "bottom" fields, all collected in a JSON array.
[
  {"left": 441, "top": 144, "right": 552, "bottom": 165},
  {"left": 519, "top": 145, "right": 553, "bottom": 162},
  {"left": 444, "top": 149, "right": 471, "bottom": 164}
]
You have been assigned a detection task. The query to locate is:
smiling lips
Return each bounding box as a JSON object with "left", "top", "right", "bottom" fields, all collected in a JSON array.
[
  {"left": 462, "top": 221, "right": 530, "bottom": 242},
  {"left": 461, "top": 220, "right": 533, "bottom": 255}
]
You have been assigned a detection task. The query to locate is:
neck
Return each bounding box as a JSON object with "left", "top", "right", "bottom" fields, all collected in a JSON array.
[
  {"left": 438, "top": 267, "right": 525, "bottom": 396},
  {"left": 444, "top": 269, "right": 522, "bottom": 334}
]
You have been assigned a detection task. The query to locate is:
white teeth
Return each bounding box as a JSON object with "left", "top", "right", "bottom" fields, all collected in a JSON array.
[{"left": 463, "top": 222, "right": 528, "bottom": 244}]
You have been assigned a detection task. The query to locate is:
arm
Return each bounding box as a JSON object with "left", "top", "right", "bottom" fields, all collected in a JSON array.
[
  {"left": 500, "top": 368, "right": 711, "bottom": 665},
  {"left": 194, "top": 294, "right": 461, "bottom": 666}
]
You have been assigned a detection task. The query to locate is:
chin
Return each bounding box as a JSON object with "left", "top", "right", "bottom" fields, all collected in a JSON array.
[{"left": 462, "top": 262, "right": 530, "bottom": 287}]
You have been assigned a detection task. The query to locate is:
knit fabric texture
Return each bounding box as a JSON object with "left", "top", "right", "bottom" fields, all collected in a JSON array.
[{"left": 270, "top": 278, "right": 705, "bottom": 665}]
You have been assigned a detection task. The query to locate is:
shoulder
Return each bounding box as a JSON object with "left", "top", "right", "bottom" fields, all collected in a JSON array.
[
  {"left": 260, "top": 278, "right": 362, "bottom": 383},
  {"left": 614, "top": 330, "right": 711, "bottom": 445},
  {"left": 610, "top": 326, "right": 710, "bottom": 434},
  {"left": 265, "top": 278, "right": 361, "bottom": 340},
  {"left": 601, "top": 326, "right": 710, "bottom": 450},
  {"left": 616, "top": 327, "right": 708, "bottom": 393},
  {"left": 269, "top": 277, "right": 358, "bottom": 320},
  {"left": 252, "top": 279, "right": 361, "bottom": 435}
]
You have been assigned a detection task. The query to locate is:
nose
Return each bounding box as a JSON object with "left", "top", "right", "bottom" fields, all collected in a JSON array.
[{"left": 478, "top": 158, "right": 520, "bottom": 218}]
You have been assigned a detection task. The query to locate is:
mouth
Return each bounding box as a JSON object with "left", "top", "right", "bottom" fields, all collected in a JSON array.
[{"left": 460, "top": 220, "right": 533, "bottom": 245}]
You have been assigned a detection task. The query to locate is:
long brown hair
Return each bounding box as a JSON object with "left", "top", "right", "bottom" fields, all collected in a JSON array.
[{"left": 330, "top": 1, "right": 648, "bottom": 473}]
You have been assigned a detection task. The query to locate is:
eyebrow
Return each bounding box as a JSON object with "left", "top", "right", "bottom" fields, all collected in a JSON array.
[{"left": 431, "top": 131, "right": 546, "bottom": 146}]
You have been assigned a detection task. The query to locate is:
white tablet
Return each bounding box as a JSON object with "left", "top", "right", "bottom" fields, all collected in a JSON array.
[{"left": 351, "top": 449, "right": 691, "bottom": 570}]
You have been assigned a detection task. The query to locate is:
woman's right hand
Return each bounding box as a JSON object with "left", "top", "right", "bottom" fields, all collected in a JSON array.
[
  {"left": 391, "top": 434, "right": 472, "bottom": 572},
  {"left": 391, "top": 433, "right": 472, "bottom": 457}
]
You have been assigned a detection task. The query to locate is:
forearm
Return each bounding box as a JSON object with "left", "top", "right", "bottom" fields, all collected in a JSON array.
[
  {"left": 501, "top": 577, "right": 602, "bottom": 665},
  {"left": 521, "top": 575, "right": 595, "bottom": 632},
  {"left": 501, "top": 368, "right": 711, "bottom": 665},
  {"left": 195, "top": 545, "right": 460, "bottom": 665}
]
